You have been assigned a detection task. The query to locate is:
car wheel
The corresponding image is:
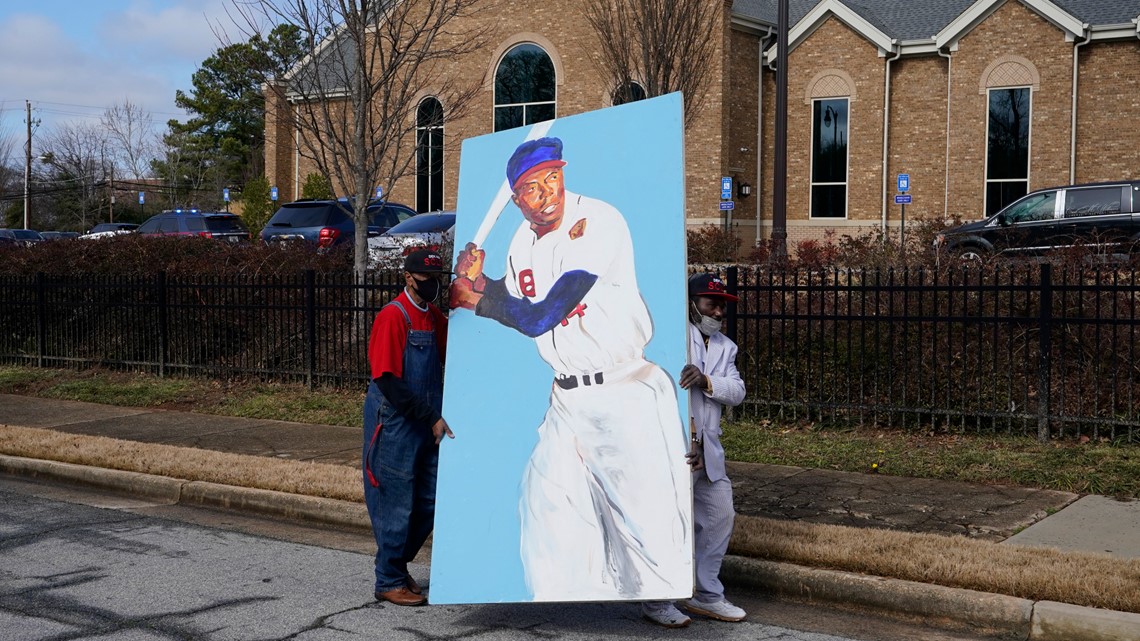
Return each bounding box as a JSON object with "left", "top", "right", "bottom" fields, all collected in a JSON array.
[{"left": 952, "top": 247, "right": 986, "bottom": 263}]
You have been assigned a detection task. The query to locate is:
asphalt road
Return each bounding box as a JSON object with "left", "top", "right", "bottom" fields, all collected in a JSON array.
[{"left": 0, "top": 476, "right": 1001, "bottom": 641}]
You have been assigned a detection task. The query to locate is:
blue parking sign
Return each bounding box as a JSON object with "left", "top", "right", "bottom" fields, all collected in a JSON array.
[
  {"left": 138, "top": 192, "right": 144, "bottom": 205},
  {"left": 271, "top": 186, "right": 278, "bottom": 201},
  {"left": 898, "top": 174, "right": 910, "bottom": 192}
]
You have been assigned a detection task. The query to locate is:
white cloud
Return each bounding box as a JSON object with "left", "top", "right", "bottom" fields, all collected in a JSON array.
[{"left": 100, "top": 0, "right": 230, "bottom": 62}]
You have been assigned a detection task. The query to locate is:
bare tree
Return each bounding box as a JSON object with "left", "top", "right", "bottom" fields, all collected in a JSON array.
[
  {"left": 40, "top": 122, "right": 113, "bottom": 230},
  {"left": 583, "top": 0, "right": 720, "bottom": 129},
  {"left": 101, "top": 100, "right": 159, "bottom": 180},
  {"left": 229, "top": 0, "right": 491, "bottom": 277}
]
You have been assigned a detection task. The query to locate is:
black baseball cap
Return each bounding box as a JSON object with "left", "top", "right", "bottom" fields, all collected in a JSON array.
[
  {"left": 688, "top": 273, "right": 738, "bottom": 302},
  {"left": 404, "top": 249, "right": 446, "bottom": 273}
]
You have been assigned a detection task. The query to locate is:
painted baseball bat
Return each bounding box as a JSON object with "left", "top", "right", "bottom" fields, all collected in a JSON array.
[{"left": 470, "top": 119, "right": 556, "bottom": 247}]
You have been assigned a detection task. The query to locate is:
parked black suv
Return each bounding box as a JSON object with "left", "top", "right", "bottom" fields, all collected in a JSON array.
[
  {"left": 260, "top": 199, "right": 416, "bottom": 248},
  {"left": 935, "top": 181, "right": 1140, "bottom": 260},
  {"left": 136, "top": 210, "right": 250, "bottom": 242}
]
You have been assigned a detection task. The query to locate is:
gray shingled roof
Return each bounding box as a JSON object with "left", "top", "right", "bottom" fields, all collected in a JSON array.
[{"left": 732, "top": 0, "right": 1140, "bottom": 39}]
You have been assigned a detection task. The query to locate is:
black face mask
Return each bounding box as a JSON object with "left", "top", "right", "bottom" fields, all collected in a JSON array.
[{"left": 412, "top": 276, "right": 441, "bottom": 303}]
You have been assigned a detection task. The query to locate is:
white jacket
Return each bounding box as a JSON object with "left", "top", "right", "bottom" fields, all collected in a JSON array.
[{"left": 688, "top": 323, "right": 746, "bottom": 483}]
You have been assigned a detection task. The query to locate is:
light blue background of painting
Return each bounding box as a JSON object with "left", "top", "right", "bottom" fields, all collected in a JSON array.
[{"left": 430, "top": 93, "right": 690, "bottom": 604}]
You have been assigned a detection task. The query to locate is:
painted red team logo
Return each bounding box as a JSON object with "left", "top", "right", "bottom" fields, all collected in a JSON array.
[
  {"left": 560, "top": 303, "right": 587, "bottom": 326},
  {"left": 519, "top": 269, "right": 537, "bottom": 297}
]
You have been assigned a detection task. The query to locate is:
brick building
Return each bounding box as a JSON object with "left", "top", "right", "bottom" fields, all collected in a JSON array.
[{"left": 263, "top": 0, "right": 1140, "bottom": 254}]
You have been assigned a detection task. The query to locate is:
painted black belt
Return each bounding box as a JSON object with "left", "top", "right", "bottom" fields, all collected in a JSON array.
[{"left": 555, "top": 372, "right": 604, "bottom": 390}]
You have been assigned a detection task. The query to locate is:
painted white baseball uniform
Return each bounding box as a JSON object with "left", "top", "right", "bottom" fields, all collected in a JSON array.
[{"left": 501, "top": 191, "right": 692, "bottom": 601}]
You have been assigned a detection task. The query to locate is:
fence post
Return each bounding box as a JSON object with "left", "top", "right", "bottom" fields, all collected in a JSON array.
[
  {"left": 1037, "top": 263, "right": 1052, "bottom": 442},
  {"left": 305, "top": 270, "right": 317, "bottom": 390},
  {"left": 35, "top": 272, "right": 46, "bottom": 368},
  {"left": 157, "top": 272, "right": 168, "bottom": 378},
  {"left": 726, "top": 266, "right": 739, "bottom": 344}
]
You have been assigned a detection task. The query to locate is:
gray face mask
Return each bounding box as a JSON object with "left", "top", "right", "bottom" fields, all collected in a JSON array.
[{"left": 691, "top": 302, "right": 722, "bottom": 337}]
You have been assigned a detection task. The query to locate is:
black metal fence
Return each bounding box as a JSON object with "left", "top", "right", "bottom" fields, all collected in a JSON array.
[
  {"left": 2, "top": 265, "right": 1138, "bottom": 441},
  {"left": 725, "top": 264, "right": 1140, "bottom": 442},
  {"left": 0, "top": 271, "right": 403, "bottom": 387}
]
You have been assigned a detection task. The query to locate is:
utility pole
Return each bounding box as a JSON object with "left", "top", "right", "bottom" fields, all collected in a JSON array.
[
  {"left": 109, "top": 165, "right": 115, "bottom": 223},
  {"left": 23, "top": 100, "right": 32, "bottom": 230}
]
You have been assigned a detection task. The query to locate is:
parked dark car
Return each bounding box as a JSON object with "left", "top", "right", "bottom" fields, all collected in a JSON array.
[
  {"left": 367, "top": 212, "right": 456, "bottom": 269},
  {"left": 40, "top": 231, "right": 81, "bottom": 240},
  {"left": 136, "top": 210, "right": 250, "bottom": 242},
  {"left": 0, "top": 228, "right": 45, "bottom": 246},
  {"left": 934, "top": 180, "right": 1140, "bottom": 260},
  {"left": 260, "top": 198, "right": 416, "bottom": 248}
]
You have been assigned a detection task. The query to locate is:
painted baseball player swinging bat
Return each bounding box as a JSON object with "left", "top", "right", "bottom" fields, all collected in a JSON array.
[{"left": 448, "top": 123, "right": 692, "bottom": 601}]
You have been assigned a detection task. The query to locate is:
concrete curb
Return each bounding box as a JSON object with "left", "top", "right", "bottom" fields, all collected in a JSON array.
[
  {"left": 721, "top": 554, "right": 1140, "bottom": 641},
  {"left": 180, "top": 480, "right": 370, "bottom": 531},
  {"left": 721, "top": 555, "right": 1032, "bottom": 637},
  {"left": 4, "top": 454, "right": 1138, "bottom": 640},
  {"left": 0, "top": 454, "right": 371, "bottom": 532}
]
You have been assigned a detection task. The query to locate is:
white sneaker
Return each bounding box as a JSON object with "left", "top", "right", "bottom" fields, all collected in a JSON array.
[
  {"left": 641, "top": 602, "right": 691, "bottom": 628},
  {"left": 683, "top": 597, "right": 746, "bottom": 622}
]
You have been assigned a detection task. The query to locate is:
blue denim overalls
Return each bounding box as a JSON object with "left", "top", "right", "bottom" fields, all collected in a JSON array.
[{"left": 363, "top": 300, "right": 443, "bottom": 593}]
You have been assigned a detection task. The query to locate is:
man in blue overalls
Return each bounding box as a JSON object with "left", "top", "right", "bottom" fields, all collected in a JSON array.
[{"left": 364, "top": 248, "right": 453, "bottom": 606}]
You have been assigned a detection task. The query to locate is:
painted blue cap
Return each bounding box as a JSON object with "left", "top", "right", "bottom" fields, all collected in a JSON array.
[{"left": 506, "top": 137, "right": 566, "bottom": 189}]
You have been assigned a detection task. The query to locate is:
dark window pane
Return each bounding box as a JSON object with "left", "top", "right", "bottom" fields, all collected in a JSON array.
[
  {"left": 184, "top": 217, "right": 206, "bottom": 232},
  {"left": 986, "top": 181, "right": 1029, "bottom": 217},
  {"left": 525, "top": 103, "right": 556, "bottom": 126},
  {"left": 416, "top": 98, "right": 445, "bottom": 213},
  {"left": 495, "top": 106, "right": 524, "bottom": 132},
  {"left": 1063, "top": 187, "right": 1122, "bottom": 218},
  {"left": 812, "top": 99, "right": 848, "bottom": 183},
  {"left": 416, "top": 97, "right": 443, "bottom": 128},
  {"left": 430, "top": 128, "right": 443, "bottom": 211},
  {"left": 613, "top": 82, "right": 646, "bottom": 105},
  {"left": 987, "top": 88, "right": 1030, "bottom": 180},
  {"left": 495, "top": 44, "right": 556, "bottom": 104},
  {"left": 811, "top": 185, "right": 847, "bottom": 218}
]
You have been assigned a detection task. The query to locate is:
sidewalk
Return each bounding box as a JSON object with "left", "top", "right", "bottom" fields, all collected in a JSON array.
[{"left": 1, "top": 393, "right": 1138, "bottom": 640}]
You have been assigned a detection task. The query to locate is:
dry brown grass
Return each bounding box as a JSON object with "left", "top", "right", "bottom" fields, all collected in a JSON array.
[
  {"left": 0, "top": 425, "right": 361, "bottom": 502},
  {"left": 730, "top": 515, "right": 1140, "bottom": 614},
  {"left": 3, "top": 423, "right": 1139, "bottom": 614}
]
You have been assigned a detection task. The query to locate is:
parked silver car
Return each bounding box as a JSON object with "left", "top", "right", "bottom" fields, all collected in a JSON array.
[{"left": 367, "top": 212, "right": 455, "bottom": 269}]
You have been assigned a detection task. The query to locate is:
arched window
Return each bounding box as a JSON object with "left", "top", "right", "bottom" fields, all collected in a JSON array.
[
  {"left": 494, "top": 43, "right": 556, "bottom": 132},
  {"left": 416, "top": 97, "right": 444, "bottom": 213},
  {"left": 612, "top": 81, "right": 646, "bottom": 106}
]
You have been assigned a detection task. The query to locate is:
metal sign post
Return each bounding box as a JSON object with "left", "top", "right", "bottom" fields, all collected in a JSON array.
[{"left": 896, "top": 174, "right": 911, "bottom": 250}]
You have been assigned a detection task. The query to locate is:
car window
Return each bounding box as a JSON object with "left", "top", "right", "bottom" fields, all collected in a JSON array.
[
  {"left": 204, "top": 217, "right": 247, "bottom": 232},
  {"left": 370, "top": 206, "right": 415, "bottom": 229},
  {"left": 387, "top": 214, "right": 455, "bottom": 233},
  {"left": 1002, "top": 192, "right": 1056, "bottom": 224},
  {"left": 184, "top": 217, "right": 206, "bottom": 232},
  {"left": 13, "top": 230, "right": 40, "bottom": 240},
  {"left": 1063, "top": 187, "right": 1122, "bottom": 218},
  {"left": 158, "top": 217, "right": 181, "bottom": 233},
  {"left": 137, "top": 219, "right": 160, "bottom": 234},
  {"left": 266, "top": 203, "right": 347, "bottom": 227}
]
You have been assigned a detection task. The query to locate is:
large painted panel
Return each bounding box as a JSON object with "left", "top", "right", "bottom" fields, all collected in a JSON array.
[{"left": 431, "top": 93, "right": 691, "bottom": 604}]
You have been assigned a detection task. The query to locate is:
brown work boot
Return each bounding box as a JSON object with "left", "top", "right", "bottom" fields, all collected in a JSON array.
[{"left": 375, "top": 587, "right": 426, "bottom": 606}]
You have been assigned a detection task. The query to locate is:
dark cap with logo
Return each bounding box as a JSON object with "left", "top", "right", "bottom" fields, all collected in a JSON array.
[
  {"left": 688, "top": 273, "right": 738, "bottom": 302},
  {"left": 404, "top": 249, "right": 446, "bottom": 273},
  {"left": 506, "top": 137, "right": 567, "bottom": 190}
]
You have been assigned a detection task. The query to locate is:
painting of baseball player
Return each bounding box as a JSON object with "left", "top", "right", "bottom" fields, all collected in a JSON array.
[{"left": 449, "top": 135, "right": 692, "bottom": 602}]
